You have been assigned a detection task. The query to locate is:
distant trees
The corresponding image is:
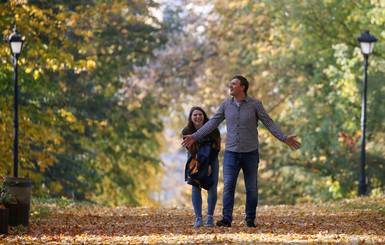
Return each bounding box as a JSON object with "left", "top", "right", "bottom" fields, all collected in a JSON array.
[{"left": 144, "top": 0, "right": 385, "bottom": 204}]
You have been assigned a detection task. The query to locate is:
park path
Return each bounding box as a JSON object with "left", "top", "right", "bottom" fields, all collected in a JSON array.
[{"left": 1, "top": 198, "right": 385, "bottom": 244}]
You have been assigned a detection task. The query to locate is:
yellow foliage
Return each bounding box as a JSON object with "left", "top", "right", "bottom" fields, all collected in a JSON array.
[
  {"left": 356, "top": 130, "right": 361, "bottom": 137},
  {"left": 319, "top": 155, "right": 327, "bottom": 163},
  {"left": 58, "top": 109, "right": 77, "bottom": 123},
  {"left": 204, "top": 87, "right": 211, "bottom": 94},
  {"left": 290, "top": 37, "right": 302, "bottom": 49},
  {"left": 86, "top": 60, "right": 97, "bottom": 70},
  {"left": 33, "top": 70, "right": 39, "bottom": 80},
  {"left": 48, "top": 181, "right": 63, "bottom": 193}
]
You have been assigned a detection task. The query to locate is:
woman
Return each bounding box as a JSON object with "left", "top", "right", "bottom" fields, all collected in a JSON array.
[{"left": 182, "top": 106, "right": 221, "bottom": 227}]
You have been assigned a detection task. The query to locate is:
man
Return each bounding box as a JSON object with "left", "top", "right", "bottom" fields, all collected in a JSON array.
[{"left": 181, "top": 75, "right": 301, "bottom": 228}]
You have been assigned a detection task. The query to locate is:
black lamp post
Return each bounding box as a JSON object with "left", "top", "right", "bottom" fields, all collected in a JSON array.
[
  {"left": 7, "top": 25, "right": 24, "bottom": 178},
  {"left": 357, "top": 30, "right": 377, "bottom": 196},
  {"left": 4, "top": 27, "right": 32, "bottom": 227}
]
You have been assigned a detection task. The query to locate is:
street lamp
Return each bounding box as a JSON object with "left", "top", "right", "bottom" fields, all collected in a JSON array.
[
  {"left": 4, "top": 27, "right": 32, "bottom": 226},
  {"left": 7, "top": 25, "right": 24, "bottom": 178},
  {"left": 357, "top": 30, "right": 377, "bottom": 196}
]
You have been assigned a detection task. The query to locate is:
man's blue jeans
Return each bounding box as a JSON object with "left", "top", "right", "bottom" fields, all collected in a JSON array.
[
  {"left": 222, "top": 149, "right": 259, "bottom": 222},
  {"left": 192, "top": 158, "right": 219, "bottom": 218}
]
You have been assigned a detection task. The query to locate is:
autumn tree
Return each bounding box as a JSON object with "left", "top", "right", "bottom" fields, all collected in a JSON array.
[{"left": 0, "top": 0, "right": 166, "bottom": 206}]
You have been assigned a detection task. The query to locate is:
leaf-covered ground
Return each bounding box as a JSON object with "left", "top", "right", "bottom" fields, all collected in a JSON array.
[{"left": 1, "top": 196, "right": 385, "bottom": 244}]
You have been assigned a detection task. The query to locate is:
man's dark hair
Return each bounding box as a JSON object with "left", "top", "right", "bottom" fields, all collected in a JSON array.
[{"left": 232, "top": 75, "right": 249, "bottom": 95}]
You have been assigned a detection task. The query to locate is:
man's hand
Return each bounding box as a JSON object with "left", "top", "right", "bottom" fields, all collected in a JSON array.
[
  {"left": 182, "top": 135, "right": 195, "bottom": 148},
  {"left": 285, "top": 135, "right": 301, "bottom": 150}
]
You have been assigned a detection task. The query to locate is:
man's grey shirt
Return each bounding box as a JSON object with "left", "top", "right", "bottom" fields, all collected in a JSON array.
[{"left": 192, "top": 96, "right": 288, "bottom": 153}]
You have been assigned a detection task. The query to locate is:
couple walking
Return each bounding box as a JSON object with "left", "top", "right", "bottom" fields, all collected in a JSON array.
[{"left": 181, "top": 75, "right": 301, "bottom": 228}]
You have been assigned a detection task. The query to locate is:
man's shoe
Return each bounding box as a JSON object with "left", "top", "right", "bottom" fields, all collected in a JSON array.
[
  {"left": 206, "top": 215, "right": 214, "bottom": 227},
  {"left": 216, "top": 217, "right": 231, "bottom": 227},
  {"left": 194, "top": 217, "right": 203, "bottom": 227},
  {"left": 246, "top": 219, "right": 256, "bottom": 228}
]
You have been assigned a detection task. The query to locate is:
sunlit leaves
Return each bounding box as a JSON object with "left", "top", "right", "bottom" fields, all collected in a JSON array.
[
  {"left": 2, "top": 196, "right": 385, "bottom": 244},
  {"left": 0, "top": 99, "right": 61, "bottom": 177}
]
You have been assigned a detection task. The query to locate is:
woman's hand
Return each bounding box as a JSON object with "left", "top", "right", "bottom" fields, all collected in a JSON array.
[{"left": 207, "top": 165, "right": 212, "bottom": 176}]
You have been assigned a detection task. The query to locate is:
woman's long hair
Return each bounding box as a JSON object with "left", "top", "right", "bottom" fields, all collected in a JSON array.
[{"left": 185, "top": 106, "right": 221, "bottom": 155}]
